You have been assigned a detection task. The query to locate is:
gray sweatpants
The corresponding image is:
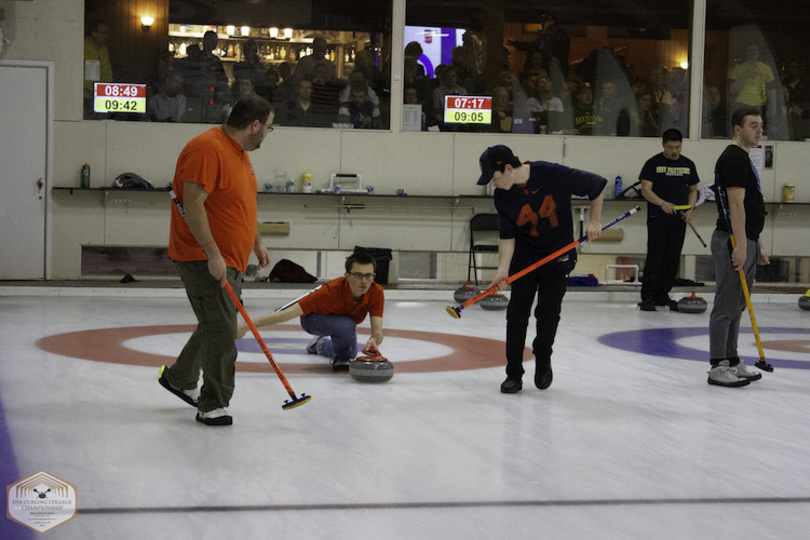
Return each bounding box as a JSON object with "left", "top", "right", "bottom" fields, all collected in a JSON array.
[{"left": 708, "top": 230, "right": 758, "bottom": 362}]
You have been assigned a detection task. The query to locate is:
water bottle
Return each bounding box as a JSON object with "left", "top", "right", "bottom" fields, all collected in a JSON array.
[
  {"left": 614, "top": 175, "right": 623, "bottom": 199},
  {"left": 81, "top": 164, "right": 91, "bottom": 188}
]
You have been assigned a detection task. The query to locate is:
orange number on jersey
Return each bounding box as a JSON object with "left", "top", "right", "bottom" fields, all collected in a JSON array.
[
  {"left": 517, "top": 204, "right": 539, "bottom": 236},
  {"left": 538, "top": 195, "right": 558, "bottom": 228}
]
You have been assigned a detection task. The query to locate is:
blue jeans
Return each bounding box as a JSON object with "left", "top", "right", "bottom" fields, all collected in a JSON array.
[{"left": 300, "top": 313, "right": 358, "bottom": 361}]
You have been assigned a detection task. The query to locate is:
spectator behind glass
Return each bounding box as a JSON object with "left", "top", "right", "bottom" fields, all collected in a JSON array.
[
  {"left": 702, "top": 84, "right": 728, "bottom": 139},
  {"left": 83, "top": 19, "right": 114, "bottom": 118},
  {"left": 294, "top": 37, "right": 335, "bottom": 81},
  {"left": 431, "top": 66, "right": 468, "bottom": 128},
  {"left": 148, "top": 70, "right": 187, "bottom": 122},
  {"left": 404, "top": 56, "right": 432, "bottom": 111},
  {"left": 649, "top": 66, "right": 675, "bottom": 125},
  {"left": 631, "top": 87, "right": 660, "bottom": 137},
  {"left": 353, "top": 49, "right": 387, "bottom": 100},
  {"left": 404, "top": 41, "right": 426, "bottom": 77},
  {"left": 662, "top": 67, "right": 688, "bottom": 134},
  {"left": 563, "top": 82, "right": 600, "bottom": 136},
  {"left": 311, "top": 62, "right": 344, "bottom": 127},
  {"left": 527, "top": 70, "right": 564, "bottom": 134},
  {"left": 200, "top": 30, "right": 228, "bottom": 89},
  {"left": 339, "top": 79, "right": 382, "bottom": 129},
  {"left": 233, "top": 39, "right": 270, "bottom": 101},
  {"left": 451, "top": 46, "right": 483, "bottom": 95},
  {"left": 279, "top": 75, "right": 327, "bottom": 127},
  {"left": 185, "top": 54, "right": 231, "bottom": 124},
  {"left": 491, "top": 85, "right": 512, "bottom": 133},
  {"left": 272, "top": 62, "right": 295, "bottom": 108},
  {"left": 511, "top": 69, "right": 540, "bottom": 133},
  {"left": 231, "top": 77, "right": 256, "bottom": 102},
  {"left": 404, "top": 85, "right": 427, "bottom": 131},
  {"left": 595, "top": 79, "right": 631, "bottom": 136},
  {"left": 782, "top": 59, "right": 810, "bottom": 112},
  {"left": 729, "top": 44, "right": 776, "bottom": 130}
]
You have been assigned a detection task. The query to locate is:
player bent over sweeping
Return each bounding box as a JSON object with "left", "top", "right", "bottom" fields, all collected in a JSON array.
[
  {"left": 476, "top": 145, "right": 606, "bottom": 393},
  {"left": 237, "top": 251, "right": 384, "bottom": 370}
]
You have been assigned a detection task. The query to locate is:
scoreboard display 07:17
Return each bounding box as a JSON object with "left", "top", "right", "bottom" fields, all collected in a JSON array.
[{"left": 444, "top": 96, "right": 492, "bottom": 124}]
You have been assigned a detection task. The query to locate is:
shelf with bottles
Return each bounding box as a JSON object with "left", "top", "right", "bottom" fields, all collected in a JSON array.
[{"left": 168, "top": 24, "right": 365, "bottom": 68}]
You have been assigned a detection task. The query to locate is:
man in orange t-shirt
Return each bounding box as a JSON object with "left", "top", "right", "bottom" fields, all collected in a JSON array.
[
  {"left": 237, "top": 251, "right": 385, "bottom": 371},
  {"left": 160, "top": 95, "right": 273, "bottom": 426}
]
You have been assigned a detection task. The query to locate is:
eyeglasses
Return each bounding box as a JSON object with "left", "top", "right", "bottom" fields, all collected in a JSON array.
[{"left": 348, "top": 272, "right": 375, "bottom": 281}]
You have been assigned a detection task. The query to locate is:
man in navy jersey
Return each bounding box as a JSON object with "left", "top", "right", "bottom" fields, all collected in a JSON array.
[
  {"left": 477, "top": 145, "right": 606, "bottom": 393},
  {"left": 638, "top": 129, "right": 700, "bottom": 311},
  {"left": 708, "top": 107, "right": 769, "bottom": 387}
]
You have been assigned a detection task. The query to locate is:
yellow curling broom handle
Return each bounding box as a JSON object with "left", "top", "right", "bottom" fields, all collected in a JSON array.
[{"left": 727, "top": 232, "right": 766, "bottom": 362}]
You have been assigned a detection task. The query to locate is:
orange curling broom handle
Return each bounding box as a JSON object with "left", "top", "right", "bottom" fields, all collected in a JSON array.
[
  {"left": 223, "top": 282, "right": 306, "bottom": 403},
  {"left": 447, "top": 206, "right": 640, "bottom": 318},
  {"left": 169, "top": 190, "right": 311, "bottom": 409}
]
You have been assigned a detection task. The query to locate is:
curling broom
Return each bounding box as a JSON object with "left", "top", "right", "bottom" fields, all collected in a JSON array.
[
  {"left": 170, "top": 190, "right": 312, "bottom": 409},
  {"left": 447, "top": 206, "right": 641, "bottom": 318}
]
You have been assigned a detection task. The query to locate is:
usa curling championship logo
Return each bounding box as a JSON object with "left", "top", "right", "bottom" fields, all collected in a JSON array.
[{"left": 6, "top": 471, "right": 77, "bottom": 533}]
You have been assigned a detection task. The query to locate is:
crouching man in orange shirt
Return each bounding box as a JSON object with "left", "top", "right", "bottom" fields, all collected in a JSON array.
[{"left": 238, "top": 251, "right": 384, "bottom": 370}]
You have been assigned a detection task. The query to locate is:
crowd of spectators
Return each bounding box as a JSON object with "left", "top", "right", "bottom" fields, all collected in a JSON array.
[
  {"left": 401, "top": 16, "right": 810, "bottom": 140},
  {"left": 103, "top": 21, "right": 810, "bottom": 139},
  {"left": 144, "top": 31, "right": 389, "bottom": 129}
]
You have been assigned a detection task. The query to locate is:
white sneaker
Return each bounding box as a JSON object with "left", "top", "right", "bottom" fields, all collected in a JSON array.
[
  {"left": 307, "top": 335, "right": 326, "bottom": 355},
  {"left": 196, "top": 408, "right": 232, "bottom": 426},
  {"left": 708, "top": 360, "right": 750, "bottom": 388},
  {"left": 732, "top": 359, "right": 762, "bottom": 382}
]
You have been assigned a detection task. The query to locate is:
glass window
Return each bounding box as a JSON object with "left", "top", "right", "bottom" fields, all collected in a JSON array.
[
  {"left": 404, "top": 0, "right": 692, "bottom": 137},
  {"left": 84, "top": 1, "right": 392, "bottom": 129},
  {"left": 704, "top": 0, "right": 810, "bottom": 140}
]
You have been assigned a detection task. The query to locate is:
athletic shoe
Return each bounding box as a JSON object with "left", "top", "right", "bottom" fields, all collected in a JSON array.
[
  {"left": 731, "top": 358, "right": 762, "bottom": 381},
  {"left": 638, "top": 299, "right": 657, "bottom": 311},
  {"left": 307, "top": 335, "right": 326, "bottom": 355},
  {"left": 196, "top": 408, "right": 232, "bottom": 426},
  {"left": 535, "top": 358, "right": 553, "bottom": 390},
  {"left": 158, "top": 365, "right": 199, "bottom": 407},
  {"left": 500, "top": 376, "right": 522, "bottom": 394},
  {"left": 707, "top": 360, "right": 751, "bottom": 388},
  {"left": 666, "top": 299, "right": 679, "bottom": 312},
  {"left": 331, "top": 357, "right": 350, "bottom": 371}
]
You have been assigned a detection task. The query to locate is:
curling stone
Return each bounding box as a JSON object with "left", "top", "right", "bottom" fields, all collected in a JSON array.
[
  {"left": 349, "top": 348, "right": 394, "bottom": 383},
  {"left": 678, "top": 292, "right": 708, "bottom": 313},
  {"left": 799, "top": 290, "right": 810, "bottom": 311},
  {"left": 454, "top": 282, "right": 480, "bottom": 304},
  {"left": 480, "top": 293, "right": 509, "bottom": 311}
]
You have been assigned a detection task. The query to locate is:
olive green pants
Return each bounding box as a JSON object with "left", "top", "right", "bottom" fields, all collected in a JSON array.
[{"left": 167, "top": 260, "right": 243, "bottom": 412}]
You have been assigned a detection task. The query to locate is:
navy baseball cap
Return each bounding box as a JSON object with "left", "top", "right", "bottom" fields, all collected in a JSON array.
[{"left": 477, "top": 145, "right": 521, "bottom": 185}]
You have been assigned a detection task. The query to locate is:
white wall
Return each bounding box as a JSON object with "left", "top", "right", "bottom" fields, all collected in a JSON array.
[{"left": 1, "top": 0, "right": 808, "bottom": 280}]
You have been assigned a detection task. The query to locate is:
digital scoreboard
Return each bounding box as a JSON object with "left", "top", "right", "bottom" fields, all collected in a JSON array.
[
  {"left": 94, "top": 83, "right": 147, "bottom": 114},
  {"left": 444, "top": 96, "right": 492, "bottom": 124}
]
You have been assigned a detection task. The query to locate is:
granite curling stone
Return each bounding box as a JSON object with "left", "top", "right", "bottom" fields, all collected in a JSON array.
[
  {"left": 350, "top": 348, "right": 394, "bottom": 383},
  {"left": 480, "top": 293, "right": 508, "bottom": 311},
  {"left": 678, "top": 292, "right": 708, "bottom": 313},
  {"left": 454, "top": 282, "right": 480, "bottom": 304}
]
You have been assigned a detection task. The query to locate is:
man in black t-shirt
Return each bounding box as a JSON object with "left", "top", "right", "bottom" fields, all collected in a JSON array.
[
  {"left": 476, "top": 145, "right": 606, "bottom": 394},
  {"left": 708, "top": 107, "right": 769, "bottom": 387},
  {"left": 638, "top": 129, "right": 700, "bottom": 311}
]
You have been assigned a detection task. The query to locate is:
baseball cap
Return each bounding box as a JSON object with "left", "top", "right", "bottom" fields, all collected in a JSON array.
[{"left": 477, "top": 145, "right": 521, "bottom": 185}]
